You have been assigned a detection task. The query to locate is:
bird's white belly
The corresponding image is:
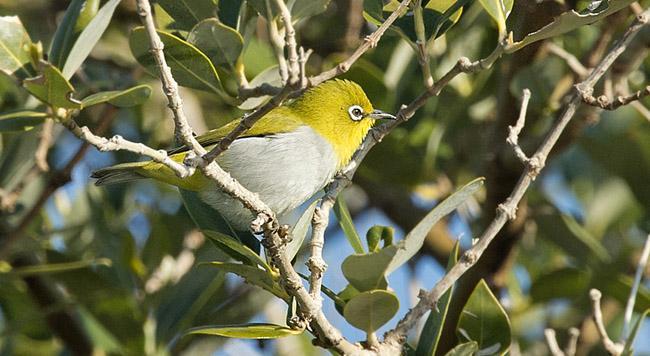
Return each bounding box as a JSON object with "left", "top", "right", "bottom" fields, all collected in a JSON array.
[{"left": 198, "top": 126, "right": 338, "bottom": 230}]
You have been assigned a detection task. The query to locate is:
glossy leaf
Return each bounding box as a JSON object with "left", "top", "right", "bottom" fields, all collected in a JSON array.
[
  {"left": 333, "top": 197, "right": 365, "bottom": 254},
  {"left": 62, "top": 0, "right": 121, "bottom": 79},
  {"left": 477, "top": 0, "right": 512, "bottom": 36},
  {"left": 203, "top": 230, "right": 270, "bottom": 271},
  {"left": 187, "top": 18, "right": 243, "bottom": 71},
  {"left": 457, "top": 280, "right": 511, "bottom": 355},
  {"left": 204, "top": 262, "right": 288, "bottom": 301},
  {"left": 286, "top": 200, "right": 319, "bottom": 261},
  {"left": 49, "top": 0, "right": 84, "bottom": 67},
  {"left": 343, "top": 289, "right": 399, "bottom": 333},
  {"left": 416, "top": 242, "right": 460, "bottom": 356},
  {"left": 342, "top": 246, "right": 397, "bottom": 292},
  {"left": 0, "top": 16, "right": 34, "bottom": 78},
  {"left": 507, "top": 0, "right": 635, "bottom": 52},
  {"left": 186, "top": 323, "right": 302, "bottom": 339},
  {"left": 23, "top": 61, "right": 82, "bottom": 109},
  {"left": 622, "top": 309, "right": 650, "bottom": 356},
  {"left": 0, "top": 110, "right": 48, "bottom": 132},
  {"left": 385, "top": 178, "right": 483, "bottom": 274},
  {"left": 81, "top": 84, "right": 151, "bottom": 108},
  {"left": 157, "top": 0, "right": 217, "bottom": 30},
  {"left": 444, "top": 341, "right": 479, "bottom": 356},
  {"left": 130, "top": 27, "right": 222, "bottom": 94}
]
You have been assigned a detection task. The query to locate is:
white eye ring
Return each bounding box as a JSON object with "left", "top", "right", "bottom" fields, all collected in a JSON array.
[{"left": 348, "top": 105, "right": 364, "bottom": 121}]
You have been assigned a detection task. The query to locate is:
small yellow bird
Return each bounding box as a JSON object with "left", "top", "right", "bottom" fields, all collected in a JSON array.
[{"left": 92, "top": 79, "right": 395, "bottom": 230}]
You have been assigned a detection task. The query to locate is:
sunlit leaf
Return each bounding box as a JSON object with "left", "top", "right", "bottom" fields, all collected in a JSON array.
[
  {"left": 81, "top": 84, "right": 151, "bottom": 108},
  {"left": 342, "top": 245, "right": 397, "bottom": 292},
  {"left": 507, "top": 0, "right": 635, "bottom": 52},
  {"left": 385, "top": 178, "right": 483, "bottom": 274},
  {"left": 444, "top": 341, "right": 479, "bottom": 356},
  {"left": 23, "top": 61, "right": 82, "bottom": 109},
  {"left": 130, "top": 27, "right": 222, "bottom": 94},
  {"left": 0, "top": 16, "right": 35, "bottom": 78},
  {"left": 62, "top": 0, "right": 121, "bottom": 79},
  {"left": 477, "top": 0, "right": 512, "bottom": 36},
  {"left": 333, "top": 197, "right": 365, "bottom": 254},
  {"left": 343, "top": 289, "right": 399, "bottom": 333},
  {"left": 186, "top": 323, "right": 303, "bottom": 339},
  {"left": 203, "top": 230, "right": 270, "bottom": 271},
  {"left": 457, "top": 280, "right": 511, "bottom": 355},
  {"left": 0, "top": 110, "right": 48, "bottom": 132}
]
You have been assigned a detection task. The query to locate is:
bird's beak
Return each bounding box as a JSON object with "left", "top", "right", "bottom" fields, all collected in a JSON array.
[{"left": 368, "top": 109, "right": 396, "bottom": 120}]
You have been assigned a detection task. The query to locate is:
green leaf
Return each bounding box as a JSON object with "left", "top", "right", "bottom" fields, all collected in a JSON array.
[
  {"left": 343, "top": 289, "right": 399, "bottom": 333},
  {"left": 0, "top": 110, "right": 48, "bottom": 132},
  {"left": 186, "top": 323, "right": 302, "bottom": 339},
  {"left": 366, "top": 225, "right": 394, "bottom": 253},
  {"left": 49, "top": 0, "right": 84, "bottom": 68},
  {"left": 622, "top": 309, "right": 650, "bottom": 356},
  {"left": 0, "top": 16, "right": 35, "bottom": 79},
  {"left": 23, "top": 61, "right": 82, "bottom": 109},
  {"left": 342, "top": 246, "right": 397, "bottom": 292},
  {"left": 203, "top": 230, "right": 270, "bottom": 271},
  {"left": 416, "top": 242, "right": 460, "bottom": 356},
  {"left": 81, "top": 84, "right": 151, "bottom": 108},
  {"left": 75, "top": 0, "right": 100, "bottom": 31},
  {"left": 286, "top": 200, "right": 319, "bottom": 261},
  {"left": 477, "top": 0, "right": 512, "bottom": 36},
  {"left": 4, "top": 258, "right": 111, "bottom": 276},
  {"left": 217, "top": 0, "right": 244, "bottom": 28},
  {"left": 129, "top": 27, "right": 222, "bottom": 94},
  {"left": 290, "top": 0, "right": 331, "bottom": 20},
  {"left": 157, "top": 0, "right": 217, "bottom": 30},
  {"left": 530, "top": 268, "right": 591, "bottom": 303},
  {"left": 536, "top": 212, "right": 610, "bottom": 264},
  {"left": 187, "top": 18, "right": 244, "bottom": 71},
  {"left": 62, "top": 0, "right": 122, "bottom": 79},
  {"left": 333, "top": 197, "right": 365, "bottom": 254},
  {"left": 444, "top": 341, "right": 479, "bottom": 356},
  {"left": 363, "top": 0, "right": 384, "bottom": 21},
  {"left": 457, "top": 280, "right": 511, "bottom": 356},
  {"left": 204, "top": 262, "right": 289, "bottom": 301},
  {"left": 507, "top": 0, "right": 635, "bottom": 53},
  {"left": 385, "top": 178, "right": 483, "bottom": 274}
]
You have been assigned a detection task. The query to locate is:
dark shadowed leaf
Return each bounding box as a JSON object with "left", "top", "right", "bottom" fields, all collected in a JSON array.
[
  {"left": 49, "top": 0, "right": 85, "bottom": 67},
  {"left": 457, "top": 280, "right": 511, "bottom": 355},
  {"left": 530, "top": 268, "right": 591, "bottom": 303},
  {"left": 343, "top": 289, "right": 399, "bottom": 333},
  {"left": 0, "top": 16, "right": 35, "bottom": 79},
  {"left": 129, "top": 27, "right": 222, "bottom": 94},
  {"left": 290, "top": 0, "right": 331, "bottom": 20},
  {"left": 157, "top": 0, "right": 217, "bottom": 30},
  {"left": 186, "top": 323, "right": 303, "bottom": 339},
  {"left": 203, "top": 230, "right": 270, "bottom": 271},
  {"left": 0, "top": 111, "right": 48, "bottom": 132},
  {"left": 416, "top": 242, "right": 460, "bottom": 356},
  {"left": 187, "top": 18, "right": 243, "bottom": 71},
  {"left": 217, "top": 0, "right": 244, "bottom": 28},
  {"left": 5, "top": 258, "right": 111, "bottom": 276},
  {"left": 81, "top": 84, "right": 151, "bottom": 108},
  {"left": 333, "top": 197, "right": 365, "bottom": 254},
  {"left": 23, "top": 62, "right": 82, "bottom": 109},
  {"left": 61, "top": 0, "right": 121, "bottom": 79}
]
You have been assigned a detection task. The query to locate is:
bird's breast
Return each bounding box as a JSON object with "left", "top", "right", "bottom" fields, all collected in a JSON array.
[{"left": 198, "top": 125, "right": 339, "bottom": 230}]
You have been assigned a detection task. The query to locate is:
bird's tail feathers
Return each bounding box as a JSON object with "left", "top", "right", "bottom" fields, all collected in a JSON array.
[{"left": 92, "top": 162, "right": 147, "bottom": 186}]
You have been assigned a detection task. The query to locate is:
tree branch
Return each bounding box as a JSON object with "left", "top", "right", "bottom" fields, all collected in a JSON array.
[{"left": 590, "top": 289, "right": 624, "bottom": 355}]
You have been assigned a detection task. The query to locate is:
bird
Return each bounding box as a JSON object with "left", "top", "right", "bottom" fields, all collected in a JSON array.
[{"left": 92, "top": 79, "right": 395, "bottom": 231}]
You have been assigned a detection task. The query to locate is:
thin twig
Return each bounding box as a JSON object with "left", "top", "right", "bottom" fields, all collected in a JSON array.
[
  {"left": 382, "top": 10, "right": 650, "bottom": 349},
  {"left": 35, "top": 118, "right": 54, "bottom": 172},
  {"left": 266, "top": 0, "right": 289, "bottom": 84},
  {"left": 581, "top": 85, "right": 650, "bottom": 110},
  {"left": 590, "top": 289, "right": 624, "bottom": 355},
  {"left": 545, "top": 329, "right": 566, "bottom": 356},
  {"left": 274, "top": 0, "right": 300, "bottom": 84},
  {"left": 507, "top": 89, "right": 532, "bottom": 164},
  {"left": 621, "top": 234, "right": 650, "bottom": 340},
  {"left": 566, "top": 327, "right": 580, "bottom": 356},
  {"left": 547, "top": 43, "right": 590, "bottom": 78}
]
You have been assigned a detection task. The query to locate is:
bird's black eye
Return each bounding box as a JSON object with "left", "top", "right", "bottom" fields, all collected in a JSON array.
[{"left": 348, "top": 105, "right": 364, "bottom": 121}]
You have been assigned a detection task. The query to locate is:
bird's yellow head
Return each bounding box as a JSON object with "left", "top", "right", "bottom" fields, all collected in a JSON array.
[{"left": 288, "top": 79, "right": 395, "bottom": 168}]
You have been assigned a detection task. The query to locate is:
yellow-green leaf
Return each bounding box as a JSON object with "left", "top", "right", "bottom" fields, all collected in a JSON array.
[
  {"left": 186, "top": 323, "right": 303, "bottom": 339},
  {"left": 0, "top": 16, "right": 35, "bottom": 79},
  {"left": 0, "top": 110, "right": 48, "bottom": 132},
  {"left": 23, "top": 61, "right": 82, "bottom": 109}
]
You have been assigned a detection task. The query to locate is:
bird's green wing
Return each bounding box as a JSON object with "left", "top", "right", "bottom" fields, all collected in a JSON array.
[{"left": 168, "top": 107, "right": 303, "bottom": 154}]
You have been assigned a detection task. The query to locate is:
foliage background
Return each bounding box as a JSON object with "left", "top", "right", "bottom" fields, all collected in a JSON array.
[{"left": 1, "top": 0, "right": 650, "bottom": 355}]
